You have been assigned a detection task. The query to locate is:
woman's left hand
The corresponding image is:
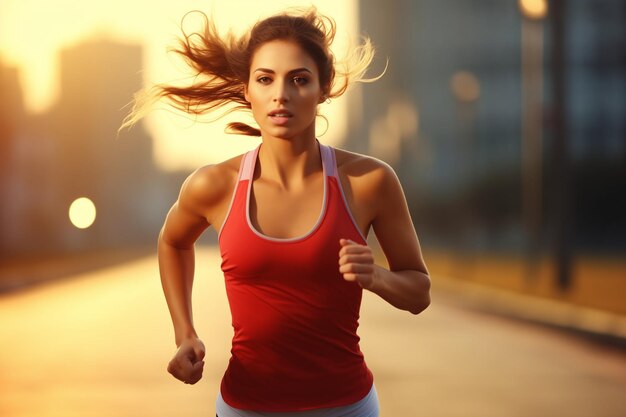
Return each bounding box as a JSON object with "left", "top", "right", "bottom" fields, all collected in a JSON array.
[{"left": 338, "top": 239, "right": 377, "bottom": 290}]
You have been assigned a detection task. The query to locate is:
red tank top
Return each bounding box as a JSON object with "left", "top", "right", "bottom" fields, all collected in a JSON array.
[{"left": 217, "top": 141, "right": 373, "bottom": 412}]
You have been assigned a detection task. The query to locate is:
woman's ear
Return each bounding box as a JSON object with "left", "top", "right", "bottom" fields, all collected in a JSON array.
[
  {"left": 318, "top": 89, "right": 329, "bottom": 104},
  {"left": 244, "top": 84, "right": 250, "bottom": 103}
]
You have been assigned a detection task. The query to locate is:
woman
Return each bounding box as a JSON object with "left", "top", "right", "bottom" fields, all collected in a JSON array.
[{"left": 125, "top": 7, "right": 430, "bottom": 417}]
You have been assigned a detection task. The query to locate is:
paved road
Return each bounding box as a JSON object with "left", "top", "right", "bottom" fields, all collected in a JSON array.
[{"left": 1, "top": 247, "right": 625, "bottom": 417}]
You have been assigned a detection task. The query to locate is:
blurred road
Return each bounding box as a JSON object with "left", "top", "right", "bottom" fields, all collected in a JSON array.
[{"left": 1, "top": 246, "right": 625, "bottom": 417}]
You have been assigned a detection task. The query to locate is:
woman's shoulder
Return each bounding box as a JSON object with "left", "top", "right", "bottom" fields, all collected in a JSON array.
[
  {"left": 178, "top": 152, "right": 245, "bottom": 210},
  {"left": 332, "top": 147, "right": 407, "bottom": 221},
  {"left": 333, "top": 147, "right": 398, "bottom": 187}
]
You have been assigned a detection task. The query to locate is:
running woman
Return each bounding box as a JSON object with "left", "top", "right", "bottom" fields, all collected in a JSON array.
[{"left": 123, "top": 7, "right": 430, "bottom": 417}]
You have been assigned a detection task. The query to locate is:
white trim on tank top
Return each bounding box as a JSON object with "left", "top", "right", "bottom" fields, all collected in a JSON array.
[
  {"left": 217, "top": 140, "right": 368, "bottom": 243},
  {"left": 245, "top": 140, "right": 329, "bottom": 242}
]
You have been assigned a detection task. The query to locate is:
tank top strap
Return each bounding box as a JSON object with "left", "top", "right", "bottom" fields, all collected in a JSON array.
[
  {"left": 239, "top": 145, "right": 261, "bottom": 182},
  {"left": 319, "top": 142, "right": 338, "bottom": 179}
]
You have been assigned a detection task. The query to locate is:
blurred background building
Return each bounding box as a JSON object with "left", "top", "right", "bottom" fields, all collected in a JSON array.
[
  {"left": 0, "top": 39, "right": 187, "bottom": 257},
  {"left": 0, "top": 0, "right": 624, "bottom": 313},
  {"left": 348, "top": 0, "right": 625, "bottom": 313}
]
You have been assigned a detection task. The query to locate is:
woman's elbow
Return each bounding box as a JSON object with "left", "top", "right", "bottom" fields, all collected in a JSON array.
[
  {"left": 408, "top": 295, "right": 430, "bottom": 315},
  {"left": 409, "top": 274, "right": 431, "bottom": 315}
]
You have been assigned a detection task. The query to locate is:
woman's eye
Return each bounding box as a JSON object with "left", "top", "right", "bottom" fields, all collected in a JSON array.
[
  {"left": 293, "top": 76, "right": 309, "bottom": 85},
  {"left": 257, "top": 76, "right": 271, "bottom": 84}
]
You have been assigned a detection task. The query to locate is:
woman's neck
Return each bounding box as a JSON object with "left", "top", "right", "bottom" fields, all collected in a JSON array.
[{"left": 256, "top": 131, "right": 321, "bottom": 190}]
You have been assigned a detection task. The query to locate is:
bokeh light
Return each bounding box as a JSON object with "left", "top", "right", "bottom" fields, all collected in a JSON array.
[
  {"left": 519, "top": 0, "right": 548, "bottom": 20},
  {"left": 450, "top": 71, "right": 481, "bottom": 103},
  {"left": 68, "top": 197, "right": 97, "bottom": 229}
]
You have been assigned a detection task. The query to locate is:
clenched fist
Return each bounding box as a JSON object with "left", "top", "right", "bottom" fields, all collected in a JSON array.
[
  {"left": 338, "top": 238, "right": 378, "bottom": 290},
  {"left": 167, "top": 337, "right": 205, "bottom": 385}
]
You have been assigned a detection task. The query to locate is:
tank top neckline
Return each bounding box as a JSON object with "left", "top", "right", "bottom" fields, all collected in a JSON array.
[{"left": 244, "top": 139, "right": 333, "bottom": 243}]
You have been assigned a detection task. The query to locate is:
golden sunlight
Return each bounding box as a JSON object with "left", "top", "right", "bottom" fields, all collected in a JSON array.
[{"left": 0, "top": 0, "right": 357, "bottom": 171}]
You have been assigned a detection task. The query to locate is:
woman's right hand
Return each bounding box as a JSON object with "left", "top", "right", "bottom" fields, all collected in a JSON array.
[{"left": 167, "top": 337, "right": 206, "bottom": 385}]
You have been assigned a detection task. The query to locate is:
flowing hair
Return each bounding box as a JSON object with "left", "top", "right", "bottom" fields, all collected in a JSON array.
[{"left": 120, "top": 7, "right": 383, "bottom": 137}]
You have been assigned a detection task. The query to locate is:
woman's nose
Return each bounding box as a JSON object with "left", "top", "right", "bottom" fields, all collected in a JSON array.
[{"left": 272, "top": 80, "right": 289, "bottom": 103}]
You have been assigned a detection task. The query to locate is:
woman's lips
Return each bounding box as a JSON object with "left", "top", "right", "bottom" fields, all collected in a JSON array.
[{"left": 268, "top": 110, "right": 293, "bottom": 125}]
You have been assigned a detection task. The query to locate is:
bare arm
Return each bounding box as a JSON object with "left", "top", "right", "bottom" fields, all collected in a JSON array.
[
  {"left": 339, "top": 161, "right": 430, "bottom": 314},
  {"left": 158, "top": 166, "right": 224, "bottom": 383},
  {"left": 158, "top": 203, "right": 207, "bottom": 346}
]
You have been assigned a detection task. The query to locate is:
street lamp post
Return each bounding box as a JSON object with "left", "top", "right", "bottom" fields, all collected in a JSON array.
[
  {"left": 519, "top": 0, "right": 547, "bottom": 280},
  {"left": 548, "top": 0, "right": 573, "bottom": 290},
  {"left": 519, "top": 0, "right": 572, "bottom": 290}
]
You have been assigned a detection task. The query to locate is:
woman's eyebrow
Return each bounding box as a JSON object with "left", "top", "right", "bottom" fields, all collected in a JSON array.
[{"left": 253, "top": 67, "right": 313, "bottom": 75}]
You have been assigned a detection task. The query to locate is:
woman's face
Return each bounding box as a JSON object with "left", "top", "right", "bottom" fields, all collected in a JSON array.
[{"left": 245, "top": 39, "right": 324, "bottom": 140}]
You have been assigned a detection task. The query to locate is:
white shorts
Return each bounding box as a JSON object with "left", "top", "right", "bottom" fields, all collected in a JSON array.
[{"left": 215, "top": 383, "right": 379, "bottom": 417}]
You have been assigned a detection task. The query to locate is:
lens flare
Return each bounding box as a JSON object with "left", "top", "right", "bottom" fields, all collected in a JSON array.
[{"left": 69, "top": 197, "right": 97, "bottom": 229}]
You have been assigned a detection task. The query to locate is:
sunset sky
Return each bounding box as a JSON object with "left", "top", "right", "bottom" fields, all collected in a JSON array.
[{"left": 0, "top": 0, "right": 358, "bottom": 170}]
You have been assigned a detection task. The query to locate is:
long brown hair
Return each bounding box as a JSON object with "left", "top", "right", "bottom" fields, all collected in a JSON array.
[{"left": 121, "top": 7, "right": 381, "bottom": 137}]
